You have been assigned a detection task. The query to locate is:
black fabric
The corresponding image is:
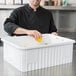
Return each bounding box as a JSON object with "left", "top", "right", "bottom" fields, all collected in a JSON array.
[{"left": 4, "top": 4, "right": 57, "bottom": 35}]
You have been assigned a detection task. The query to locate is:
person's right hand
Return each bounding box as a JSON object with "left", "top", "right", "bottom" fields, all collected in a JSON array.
[{"left": 26, "top": 30, "right": 42, "bottom": 39}]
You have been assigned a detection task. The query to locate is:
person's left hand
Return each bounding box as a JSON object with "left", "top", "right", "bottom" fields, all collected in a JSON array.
[{"left": 51, "top": 32, "right": 58, "bottom": 35}]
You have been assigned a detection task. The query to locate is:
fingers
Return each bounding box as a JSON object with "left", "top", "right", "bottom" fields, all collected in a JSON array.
[
  {"left": 33, "top": 30, "right": 42, "bottom": 39},
  {"left": 51, "top": 32, "right": 58, "bottom": 35},
  {"left": 27, "top": 30, "right": 42, "bottom": 39}
]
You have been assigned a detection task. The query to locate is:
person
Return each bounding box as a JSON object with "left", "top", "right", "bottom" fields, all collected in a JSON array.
[{"left": 4, "top": 0, "right": 57, "bottom": 39}]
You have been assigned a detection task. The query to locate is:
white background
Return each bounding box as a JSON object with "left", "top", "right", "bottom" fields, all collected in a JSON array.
[
  {"left": 0, "top": 0, "right": 29, "bottom": 4},
  {"left": 67, "top": 0, "right": 76, "bottom": 4},
  {"left": 0, "top": 0, "right": 5, "bottom": 4},
  {"left": 6, "top": 0, "right": 13, "bottom": 4},
  {"left": 23, "top": 0, "right": 29, "bottom": 4},
  {"left": 15, "top": 0, "right": 21, "bottom": 4},
  {"left": 0, "top": 0, "right": 76, "bottom": 5}
]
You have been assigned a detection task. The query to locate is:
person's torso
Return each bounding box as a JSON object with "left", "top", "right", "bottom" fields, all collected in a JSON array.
[{"left": 16, "top": 4, "right": 51, "bottom": 33}]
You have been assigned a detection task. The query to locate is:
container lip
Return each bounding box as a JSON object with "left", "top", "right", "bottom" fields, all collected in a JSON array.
[{"left": 1, "top": 34, "right": 75, "bottom": 50}]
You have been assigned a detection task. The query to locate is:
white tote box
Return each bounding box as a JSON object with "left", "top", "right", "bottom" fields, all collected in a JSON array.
[{"left": 1, "top": 34, "right": 75, "bottom": 72}]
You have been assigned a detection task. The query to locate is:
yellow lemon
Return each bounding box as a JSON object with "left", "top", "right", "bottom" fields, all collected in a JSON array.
[{"left": 36, "top": 38, "right": 42, "bottom": 43}]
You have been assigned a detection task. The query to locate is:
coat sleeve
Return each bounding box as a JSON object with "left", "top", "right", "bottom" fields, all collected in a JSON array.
[
  {"left": 49, "top": 12, "right": 57, "bottom": 33},
  {"left": 4, "top": 9, "right": 19, "bottom": 35}
]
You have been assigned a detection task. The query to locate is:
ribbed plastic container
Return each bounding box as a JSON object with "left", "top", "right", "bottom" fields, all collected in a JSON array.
[{"left": 1, "top": 34, "right": 75, "bottom": 72}]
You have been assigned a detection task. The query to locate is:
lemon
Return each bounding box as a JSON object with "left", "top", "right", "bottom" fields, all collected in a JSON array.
[{"left": 36, "top": 38, "right": 42, "bottom": 42}]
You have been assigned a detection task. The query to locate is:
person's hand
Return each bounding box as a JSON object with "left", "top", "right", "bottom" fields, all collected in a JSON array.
[
  {"left": 51, "top": 32, "right": 58, "bottom": 35},
  {"left": 26, "top": 30, "right": 42, "bottom": 39}
]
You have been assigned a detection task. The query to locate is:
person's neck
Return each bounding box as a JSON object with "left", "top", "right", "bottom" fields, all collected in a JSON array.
[{"left": 29, "top": 3, "right": 39, "bottom": 11}]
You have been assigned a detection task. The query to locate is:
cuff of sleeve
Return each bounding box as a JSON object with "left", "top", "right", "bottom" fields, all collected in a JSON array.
[{"left": 9, "top": 25, "right": 18, "bottom": 35}]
